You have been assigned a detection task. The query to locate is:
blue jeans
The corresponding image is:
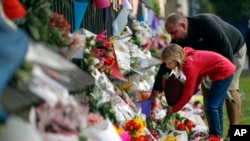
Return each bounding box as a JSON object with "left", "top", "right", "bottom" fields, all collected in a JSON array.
[{"left": 205, "top": 74, "right": 234, "bottom": 137}]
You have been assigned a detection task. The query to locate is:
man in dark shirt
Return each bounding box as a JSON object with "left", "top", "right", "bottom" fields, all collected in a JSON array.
[{"left": 151, "top": 13, "right": 246, "bottom": 140}]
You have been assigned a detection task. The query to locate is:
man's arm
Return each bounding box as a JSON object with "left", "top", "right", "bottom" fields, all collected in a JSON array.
[{"left": 151, "top": 62, "right": 171, "bottom": 108}]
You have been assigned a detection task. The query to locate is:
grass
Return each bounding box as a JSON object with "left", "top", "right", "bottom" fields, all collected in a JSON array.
[{"left": 223, "top": 75, "right": 250, "bottom": 138}]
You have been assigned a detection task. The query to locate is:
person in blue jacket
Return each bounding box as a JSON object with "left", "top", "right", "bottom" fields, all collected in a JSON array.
[{"left": 0, "top": 14, "right": 29, "bottom": 122}]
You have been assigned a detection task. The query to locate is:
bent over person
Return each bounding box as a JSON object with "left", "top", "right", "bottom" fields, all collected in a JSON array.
[
  {"left": 162, "top": 44, "right": 235, "bottom": 140},
  {"left": 151, "top": 13, "right": 246, "bottom": 140}
]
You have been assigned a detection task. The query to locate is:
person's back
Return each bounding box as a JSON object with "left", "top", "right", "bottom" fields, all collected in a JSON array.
[
  {"left": 171, "top": 46, "right": 236, "bottom": 112},
  {"left": 183, "top": 47, "right": 235, "bottom": 82},
  {"left": 188, "top": 14, "right": 244, "bottom": 53},
  {"left": 171, "top": 13, "right": 245, "bottom": 61}
]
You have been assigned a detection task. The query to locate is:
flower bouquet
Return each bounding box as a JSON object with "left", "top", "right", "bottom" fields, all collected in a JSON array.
[
  {"left": 146, "top": 109, "right": 174, "bottom": 139},
  {"left": 48, "top": 12, "right": 72, "bottom": 47},
  {"left": 123, "top": 116, "right": 146, "bottom": 137},
  {"left": 62, "top": 33, "right": 86, "bottom": 59},
  {"left": 123, "top": 116, "right": 156, "bottom": 141},
  {"left": 131, "top": 20, "right": 153, "bottom": 50},
  {"left": 81, "top": 30, "right": 115, "bottom": 73},
  {"left": 113, "top": 37, "right": 131, "bottom": 74},
  {"left": 174, "top": 112, "right": 209, "bottom": 141},
  {"left": 82, "top": 30, "right": 126, "bottom": 81},
  {"left": 159, "top": 130, "right": 187, "bottom": 141},
  {"left": 174, "top": 114, "right": 196, "bottom": 134},
  {"left": 115, "top": 83, "right": 139, "bottom": 113},
  {"left": 35, "top": 102, "right": 89, "bottom": 141}
]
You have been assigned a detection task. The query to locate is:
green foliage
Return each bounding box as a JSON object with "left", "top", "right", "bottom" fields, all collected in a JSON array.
[
  {"left": 48, "top": 27, "right": 72, "bottom": 46},
  {"left": 20, "top": 0, "right": 73, "bottom": 47},
  {"left": 222, "top": 75, "right": 250, "bottom": 138},
  {"left": 86, "top": 86, "right": 118, "bottom": 124},
  {"left": 200, "top": 0, "right": 250, "bottom": 21},
  {"left": 147, "top": 0, "right": 161, "bottom": 17},
  {"left": 146, "top": 112, "right": 174, "bottom": 137},
  {"left": 199, "top": 0, "right": 215, "bottom": 13},
  {"left": 150, "top": 48, "right": 162, "bottom": 59},
  {"left": 0, "top": 123, "right": 4, "bottom": 134},
  {"left": 20, "top": 0, "right": 52, "bottom": 42},
  {"left": 9, "top": 62, "right": 34, "bottom": 87},
  {"left": 88, "top": 95, "right": 118, "bottom": 124}
]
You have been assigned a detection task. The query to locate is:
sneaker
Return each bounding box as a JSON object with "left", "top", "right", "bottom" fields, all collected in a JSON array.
[{"left": 208, "top": 135, "right": 221, "bottom": 141}]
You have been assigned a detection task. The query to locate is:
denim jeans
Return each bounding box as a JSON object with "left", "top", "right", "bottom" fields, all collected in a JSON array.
[{"left": 205, "top": 74, "right": 234, "bottom": 137}]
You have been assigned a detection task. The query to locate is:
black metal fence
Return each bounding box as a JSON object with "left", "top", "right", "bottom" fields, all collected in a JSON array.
[{"left": 51, "top": 0, "right": 119, "bottom": 35}]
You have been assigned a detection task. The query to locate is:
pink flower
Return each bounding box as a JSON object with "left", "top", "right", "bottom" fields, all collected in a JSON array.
[
  {"left": 95, "top": 30, "right": 107, "bottom": 42},
  {"left": 103, "top": 37, "right": 112, "bottom": 48},
  {"left": 36, "top": 103, "right": 89, "bottom": 134},
  {"left": 93, "top": 48, "right": 105, "bottom": 57},
  {"left": 88, "top": 112, "right": 104, "bottom": 126}
]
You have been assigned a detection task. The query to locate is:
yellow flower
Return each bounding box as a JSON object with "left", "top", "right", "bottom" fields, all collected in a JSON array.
[
  {"left": 166, "top": 135, "right": 176, "bottom": 141},
  {"left": 121, "top": 83, "right": 133, "bottom": 91},
  {"left": 114, "top": 124, "right": 123, "bottom": 135},
  {"left": 134, "top": 117, "right": 146, "bottom": 137},
  {"left": 124, "top": 116, "right": 146, "bottom": 137}
]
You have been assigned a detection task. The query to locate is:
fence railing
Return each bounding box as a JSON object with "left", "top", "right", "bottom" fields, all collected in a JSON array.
[{"left": 51, "top": 0, "right": 119, "bottom": 35}]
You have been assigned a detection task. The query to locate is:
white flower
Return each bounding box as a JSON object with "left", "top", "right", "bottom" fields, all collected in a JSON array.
[
  {"left": 89, "top": 65, "right": 95, "bottom": 72},
  {"left": 154, "top": 109, "right": 166, "bottom": 120},
  {"left": 84, "top": 48, "right": 90, "bottom": 54},
  {"left": 93, "top": 58, "right": 100, "bottom": 65},
  {"left": 90, "top": 40, "right": 96, "bottom": 46},
  {"left": 143, "top": 50, "right": 152, "bottom": 59},
  {"left": 133, "top": 21, "right": 153, "bottom": 46}
]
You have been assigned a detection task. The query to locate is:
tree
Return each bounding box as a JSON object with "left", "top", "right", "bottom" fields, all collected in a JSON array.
[{"left": 200, "top": 0, "right": 250, "bottom": 21}]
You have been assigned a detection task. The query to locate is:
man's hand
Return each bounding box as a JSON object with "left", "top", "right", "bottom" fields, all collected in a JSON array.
[{"left": 167, "top": 106, "right": 173, "bottom": 115}]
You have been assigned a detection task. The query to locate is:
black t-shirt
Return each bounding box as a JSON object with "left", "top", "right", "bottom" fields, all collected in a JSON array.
[
  {"left": 152, "top": 62, "right": 171, "bottom": 92},
  {"left": 174, "top": 13, "right": 245, "bottom": 62}
]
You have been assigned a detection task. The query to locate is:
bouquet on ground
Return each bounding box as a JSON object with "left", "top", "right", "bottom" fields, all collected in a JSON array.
[
  {"left": 36, "top": 102, "right": 89, "bottom": 141},
  {"left": 122, "top": 116, "right": 155, "bottom": 141},
  {"left": 173, "top": 112, "right": 208, "bottom": 141},
  {"left": 146, "top": 109, "right": 174, "bottom": 139}
]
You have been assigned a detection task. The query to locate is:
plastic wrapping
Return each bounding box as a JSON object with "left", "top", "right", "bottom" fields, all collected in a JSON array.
[
  {"left": 91, "top": 69, "right": 138, "bottom": 122},
  {"left": 83, "top": 119, "right": 122, "bottom": 141},
  {"left": 113, "top": 39, "right": 131, "bottom": 73}
]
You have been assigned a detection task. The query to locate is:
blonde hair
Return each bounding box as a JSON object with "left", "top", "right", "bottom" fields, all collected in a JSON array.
[{"left": 161, "top": 43, "right": 186, "bottom": 69}]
